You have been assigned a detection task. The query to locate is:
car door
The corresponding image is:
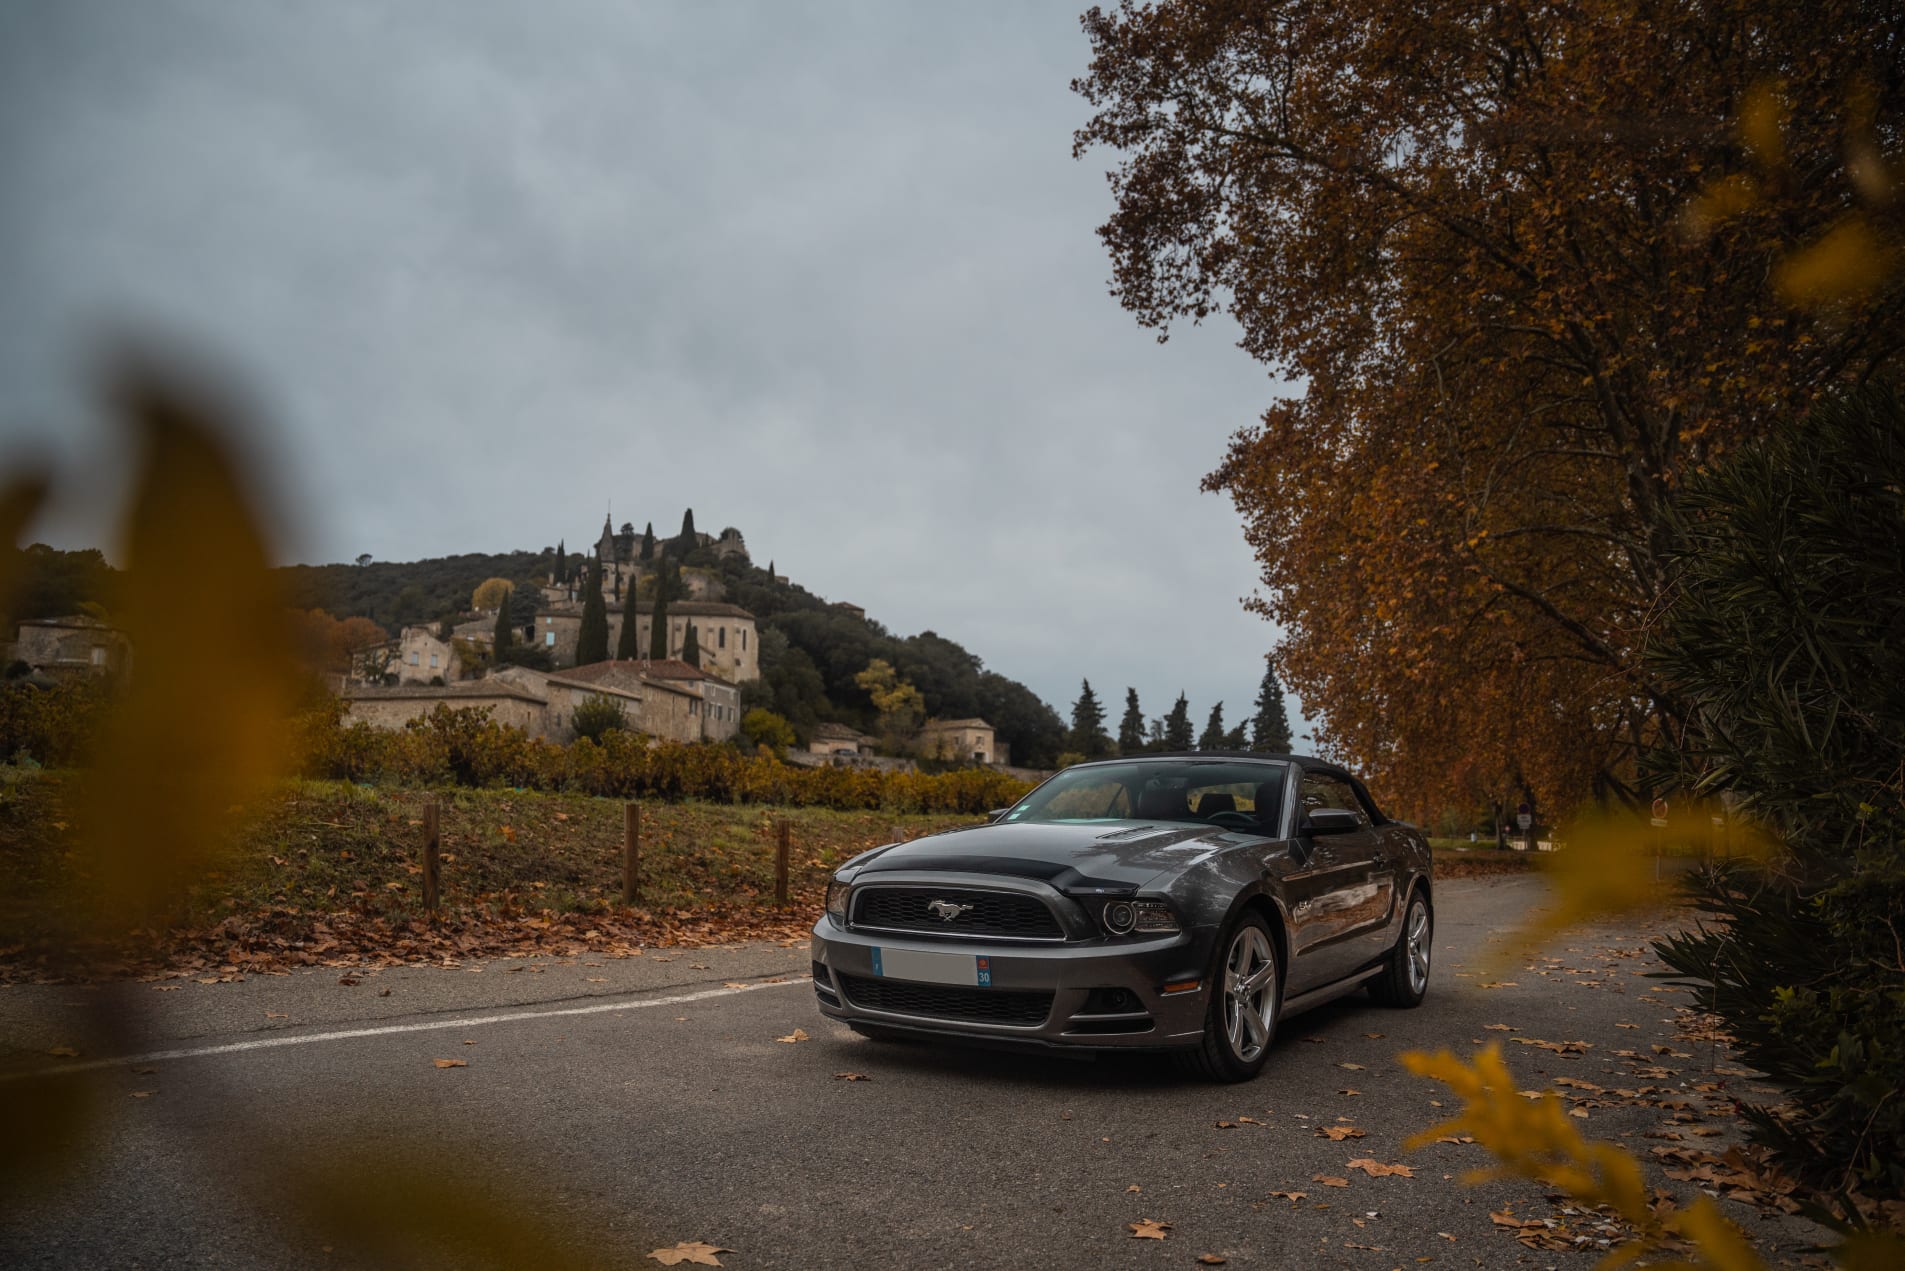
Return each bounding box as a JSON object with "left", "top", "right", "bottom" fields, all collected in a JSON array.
[{"left": 1287, "top": 772, "right": 1390, "bottom": 985}]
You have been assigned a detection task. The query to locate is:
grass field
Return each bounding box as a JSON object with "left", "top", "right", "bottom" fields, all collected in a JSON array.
[{"left": 0, "top": 770, "right": 1543, "bottom": 980}]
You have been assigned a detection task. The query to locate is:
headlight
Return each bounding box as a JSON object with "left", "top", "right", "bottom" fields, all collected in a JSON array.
[
  {"left": 1099, "top": 898, "right": 1179, "bottom": 937},
  {"left": 825, "top": 878, "right": 850, "bottom": 924}
]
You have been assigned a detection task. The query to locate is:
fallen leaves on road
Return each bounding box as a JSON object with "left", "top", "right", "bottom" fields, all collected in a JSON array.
[
  {"left": 1336, "top": 1062, "right": 1366, "bottom": 1071},
  {"left": 1317, "top": 1126, "right": 1366, "bottom": 1140},
  {"left": 1312, "top": 1175, "right": 1350, "bottom": 1188},
  {"left": 1125, "top": 1184, "right": 1141, "bottom": 1193},
  {"left": 1511, "top": 1037, "right": 1593, "bottom": 1054},
  {"left": 432, "top": 1058, "right": 467, "bottom": 1069},
  {"left": 337, "top": 975, "right": 361, "bottom": 986},
  {"left": 130, "top": 1090, "right": 154, "bottom": 1098},
  {"left": 1483, "top": 1023, "right": 1515, "bottom": 1031},
  {"left": 1347, "top": 1159, "right": 1415, "bottom": 1178},
  {"left": 723, "top": 982, "right": 750, "bottom": 990},
  {"left": 45, "top": 1046, "right": 79, "bottom": 1058},
  {"left": 1197, "top": 1255, "right": 1227, "bottom": 1265},
  {"left": 832, "top": 1072, "right": 869, "bottom": 1082},
  {"left": 647, "top": 1241, "right": 733, "bottom": 1266},
  {"left": 1127, "top": 1219, "right": 1171, "bottom": 1240},
  {"left": 775, "top": 1028, "right": 809, "bottom": 1044},
  {"left": 1268, "top": 1190, "right": 1307, "bottom": 1201}
]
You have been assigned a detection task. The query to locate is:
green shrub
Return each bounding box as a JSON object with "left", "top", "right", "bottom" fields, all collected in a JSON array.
[
  {"left": 571, "top": 693, "right": 630, "bottom": 744},
  {"left": 1647, "top": 384, "right": 1905, "bottom": 1202}
]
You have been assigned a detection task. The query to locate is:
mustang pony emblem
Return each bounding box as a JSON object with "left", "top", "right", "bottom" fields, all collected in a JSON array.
[{"left": 926, "top": 899, "right": 975, "bottom": 922}]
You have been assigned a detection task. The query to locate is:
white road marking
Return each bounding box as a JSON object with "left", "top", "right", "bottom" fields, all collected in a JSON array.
[{"left": 6, "top": 978, "right": 807, "bottom": 1081}]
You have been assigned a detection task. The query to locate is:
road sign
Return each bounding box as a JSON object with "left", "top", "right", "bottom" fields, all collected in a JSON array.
[
  {"left": 1516, "top": 812, "right": 1532, "bottom": 830},
  {"left": 1650, "top": 796, "right": 1669, "bottom": 821}
]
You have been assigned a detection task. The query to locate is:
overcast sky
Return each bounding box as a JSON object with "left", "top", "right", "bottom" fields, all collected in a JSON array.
[{"left": 0, "top": 0, "right": 1308, "bottom": 737}]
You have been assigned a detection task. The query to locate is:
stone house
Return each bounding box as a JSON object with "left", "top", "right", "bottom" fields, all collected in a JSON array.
[
  {"left": 340, "top": 680, "right": 551, "bottom": 735},
  {"left": 7, "top": 616, "right": 129, "bottom": 677},
  {"left": 807, "top": 722, "right": 877, "bottom": 758},
  {"left": 913, "top": 718, "right": 1001, "bottom": 764},
  {"left": 544, "top": 658, "right": 741, "bottom": 744},
  {"left": 391, "top": 625, "right": 463, "bottom": 684}
]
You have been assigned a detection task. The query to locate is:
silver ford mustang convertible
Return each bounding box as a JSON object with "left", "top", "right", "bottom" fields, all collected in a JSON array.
[{"left": 809, "top": 753, "right": 1433, "bottom": 1081}]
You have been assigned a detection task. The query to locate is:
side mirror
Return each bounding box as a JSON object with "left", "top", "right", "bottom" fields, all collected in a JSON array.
[
  {"left": 1300, "top": 808, "right": 1361, "bottom": 836},
  {"left": 986, "top": 807, "right": 1010, "bottom": 823}
]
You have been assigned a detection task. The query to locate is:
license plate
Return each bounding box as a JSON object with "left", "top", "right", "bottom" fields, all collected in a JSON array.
[{"left": 870, "top": 947, "right": 992, "bottom": 987}]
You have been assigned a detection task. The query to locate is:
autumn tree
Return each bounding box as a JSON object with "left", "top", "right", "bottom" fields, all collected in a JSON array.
[
  {"left": 471, "top": 577, "right": 512, "bottom": 613},
  {"left": 1251, "top": 660, "right": 1294, "bottom": 753},
  {"left": 855, "top": 657, "right": 926, "bottom": 751},
  {"left": 1074, "top": 0, "right": 1905, "bottom": 816},
  {"left": 1068, "top": 679, "right": 1111, "bottom": 758},
  {"left": 1198, "top": 701, "right": 1227, "bottom": 751},
  {"left": 576, "top": 564, "right": 609, "bottom": 666},
  {"left": 1162, "top": 693, "right": 1194, "bottom": 751},
  {"left": 1117, "top": 687, "right": 1146, "bottom": 753}
]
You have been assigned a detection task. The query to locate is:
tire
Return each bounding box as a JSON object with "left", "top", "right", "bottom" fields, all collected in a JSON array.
[
  {"left": 1368, "top": 888, "right": 1432, "bottom": 1007},
  {"left": 1177, "top": 911, "right": 1282, "bottom": 1083}
]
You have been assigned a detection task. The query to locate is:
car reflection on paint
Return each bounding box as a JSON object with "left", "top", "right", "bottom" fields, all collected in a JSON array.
[{"left": 809, "top": 752, "right": 1434, "bottom": 1081}]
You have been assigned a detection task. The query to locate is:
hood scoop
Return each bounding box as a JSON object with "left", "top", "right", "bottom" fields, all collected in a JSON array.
[{"left": 1095, "top": 826, "right": 1186, "bottom": 845}]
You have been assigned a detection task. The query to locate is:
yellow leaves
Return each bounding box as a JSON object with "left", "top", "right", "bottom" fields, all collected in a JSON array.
[
  {"left": 1777, "top": 217, "right": 1899, "bottom": 309},
  {"left": 82, "top": 361, "right": 302, "bottom": 924},
  {"left": 1316, "top": 1125, "right": 1365, "bottom": 1141},
  {"left": 1127, "top": 1219, "right": 1171, "bottom": 1240},
  {"left": 471, "top": 578, "right": 514, "bottom": 611},
  {"left": 647, "top": 1242, "right": 732, "bottom": 1267},
  {"left": 1311, "top": 1174, "right": 1349, "bottom": 1188},
  {"left": 432, "top": 1059, "right": 467, "bottom": 1069},
  {"left": 774, "top": 1028, "right": 809, "bottom": 1043},
  {"left": 1403, "top": 1046, "right": 1768, "bottom": 1271},
  {"left": 1345, "top": 1159, "right": 1414, "bottom": 1178}
]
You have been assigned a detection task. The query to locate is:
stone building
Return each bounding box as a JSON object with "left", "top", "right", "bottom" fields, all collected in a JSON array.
[
  {"left": 391, "top": 625, "right": 463, "bottom": 684},
  {"left": 7, "top": 616, "right": 129, "bottom": 678},
  {"left": 913, "top": 718, "right": 1001, "bottom": 764},
  {"left": 541, "top": 658, "right": 741, "bottom": 744},
  {"left": 807, "top": 722, "right": 877, "bottom": 758},
  {"left": 340, "top": 680, "right": 551, "bottom": 735}
]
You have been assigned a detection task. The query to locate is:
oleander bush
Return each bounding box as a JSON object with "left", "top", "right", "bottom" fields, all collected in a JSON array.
[{"left": 1647, "top": 385, "right": 1905, "bottom": 1204}]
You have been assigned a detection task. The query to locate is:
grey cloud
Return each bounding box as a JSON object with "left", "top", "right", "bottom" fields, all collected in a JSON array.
[{"left": 0, "top": 0, "right": 1307, "bottom": 736}]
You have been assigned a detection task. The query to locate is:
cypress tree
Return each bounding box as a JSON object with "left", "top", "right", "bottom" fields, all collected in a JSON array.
[
  {"left": 1117, "top": 687, "right": 1146, "bottom": 753},
  {"left": 1251, "top": 659, "right": 1295, "bottom": 752},
  {"left": 649, "top": 559, "right": 673, "bottom": 661},
  {"left": 576, "top": 563, "right": 610, "bottom": 665},
  {"left": 492, "top": 584, "right": 515, "bottom": 660},
  {"left": 1198, "top": 701, "right": 1227, "bottom": 751},
  {"left": 1163, "top": 694, "right": 1194, "bottom": 751},
  {"left": 555, "top": 539, "right": 567, "bottom": 584},
  {"left": 641, "top": 522, "right": 655, "bottom": 561},
  {"left": 681, "top": 621, "right": 701, "bottom": 668},
  {"left": 614, "top": 568, "right": 642, "bottom": 659},
  {"left": 1068, "top": 679, "right": 1110, "bottom": 757}
]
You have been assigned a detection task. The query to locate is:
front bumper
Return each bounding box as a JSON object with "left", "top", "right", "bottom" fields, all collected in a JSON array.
[{"left": 809, "top": 915, "right": 1211, "bottom": 1051}]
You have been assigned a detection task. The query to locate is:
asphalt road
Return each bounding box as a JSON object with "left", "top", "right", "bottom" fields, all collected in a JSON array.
[{"left": 0, "top": 875, "right": 1829, "bottom": 1269}]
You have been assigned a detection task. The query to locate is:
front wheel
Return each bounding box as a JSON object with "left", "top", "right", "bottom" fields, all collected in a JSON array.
[
  {"left": 1368, "top": 889, "right": 1432, "bottom": 1007},
  {"left": 1177, "top": 912, "right": 1281, "bottom": 1083}
]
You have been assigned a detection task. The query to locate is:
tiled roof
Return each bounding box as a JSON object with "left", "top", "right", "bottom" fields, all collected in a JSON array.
[
  {"left": 341, "top": 682, "right": 546, "bottom": 706},
  {"left": 921, "top": 718, "right": 992, "bottom": 731}
]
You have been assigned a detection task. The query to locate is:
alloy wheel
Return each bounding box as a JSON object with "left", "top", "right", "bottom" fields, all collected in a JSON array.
[
  {"left": 1221, "top": 924, "right": 1278, "bottom": 1063},
  {"left": 1405, "top": 899, "right": 1431, "bottom": 995}
]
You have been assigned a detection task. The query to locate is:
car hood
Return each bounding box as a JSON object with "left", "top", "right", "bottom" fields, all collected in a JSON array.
[{"left": 851, "top": 820, "right": 1238, "bottom": 893}]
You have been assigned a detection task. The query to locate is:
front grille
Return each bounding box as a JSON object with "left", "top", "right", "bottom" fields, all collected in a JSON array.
[
  {"left": 838, "top": 974, "right": 1053, "bottom": 1027},
  {"left": 851, "top": 887, "right": 1063, "bottom": 940}
]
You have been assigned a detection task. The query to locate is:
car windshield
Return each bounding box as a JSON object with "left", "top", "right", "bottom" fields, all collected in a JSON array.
[{"left": 1001, "top": 758, "right": 1291, "bottom": 834}]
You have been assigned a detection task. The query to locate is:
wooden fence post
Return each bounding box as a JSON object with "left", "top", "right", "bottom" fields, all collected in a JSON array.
[
  {"left": 775, "top": 820, "right": 790, "bottom": 906},
  {"left": 422, "top": 797, "right": 440, "bottom": 915},
  {"left": 623, "top": 801, "right": 641, "bottom": 904},
  {"left": 891, "top": 823, "right": 905, "bottom": 846}
]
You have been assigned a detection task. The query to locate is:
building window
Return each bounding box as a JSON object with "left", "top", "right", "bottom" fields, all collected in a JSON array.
[
  {"left": 429, "top": 653, "right": 439, "bottom": 668},
  {"left": 545, "top": 632, "right": 555, "bottom": 647},
  {"left": 741, "top": 629, "right": 747, "bottom": 650},
  {"left": 718, "top": 627, "right": 727, "bottom": 649},
  {"left": 91, "top": 646, "right": 107, "bottom": 666},
  {"left": 408, "top": 651, "right": 420, "bottom": 666}
]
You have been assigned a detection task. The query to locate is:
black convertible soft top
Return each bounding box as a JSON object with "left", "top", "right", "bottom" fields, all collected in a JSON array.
[{"left": 1063, "top": 751, "right": 1393, "bottom": 827}]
